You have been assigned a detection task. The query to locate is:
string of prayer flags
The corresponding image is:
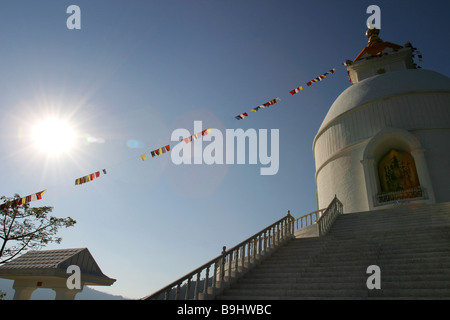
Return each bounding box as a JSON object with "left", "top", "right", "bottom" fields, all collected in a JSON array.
[
  {"left": 150, "top": 145, "right": 171, "bottom": 158},
  {"left": 75, "top": 171, "right": 103, "bottom": 185},
  {"left": 0, "top": 190, "right": 47, "bottom": 210},
  {"left": 343, "top": 60, "right": 353, "bottom": 83},
  {"left": 250, "top": 98, "right": 281, "bottom": 112},
  {"left": 235, "top": 112, "right": 249, "bottom": 120},
  {"left": 140, "top": 145, "right": 171, "bottom": 160},
  {"left": 236, "top": 98, "right": 281, "bottom": 120},
  {"left": 203, "top": 128, "right": 211, "bottom": 136},
  {"left": 406, "top": 43, "right": 423, "bottom": 65},
  {"left": 289, "top": 86, "right": 303, "bottom": 95},
  {"left": 306, "top": 68, "right": 336, "bottom": 86},
  {"left": 415, "top": 51, "right": 423, "bottom": 68},
  {"left": 262, "top": 97, "right": 281, "bottom": 107},
  {"left": 411, "top": 46, "right": 423, "bottom": 68},
  {"left": 417, "top": 51, "right": 423, "bottom": 62},
  {"left": 182, "top": 128, "right": 211, "bottom": 144}
]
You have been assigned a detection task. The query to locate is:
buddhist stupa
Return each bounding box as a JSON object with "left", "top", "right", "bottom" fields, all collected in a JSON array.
[{"left": 313, "top": 28, "right": 450, "bottom": 213}]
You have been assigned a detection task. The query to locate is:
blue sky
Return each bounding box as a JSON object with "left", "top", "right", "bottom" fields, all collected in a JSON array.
[{"left": 0, "top": 1, "right": 448, "bottom": 299}]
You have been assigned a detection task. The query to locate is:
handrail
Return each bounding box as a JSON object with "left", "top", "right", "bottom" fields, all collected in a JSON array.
[
  {"left": 316, "top": 195, "right": 343, "bottom": 236},
  {"left": 292, "top": 209, "right": 326, "bottom": 230},
  {"left": 142, "top": 197, "right": 344, "bottom": 300},
  {"left": 142, "top": 213, "right": 295, "bottom": 300}
]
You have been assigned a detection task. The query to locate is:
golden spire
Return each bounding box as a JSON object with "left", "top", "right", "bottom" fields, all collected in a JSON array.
[{"left": 366, "top": 28, "right": 383, "bottom": 47}]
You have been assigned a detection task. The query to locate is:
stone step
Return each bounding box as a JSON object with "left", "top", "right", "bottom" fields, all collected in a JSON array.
[
  {"left": 220, "top": 280, "right": 450, "bottom": 294},
  {"left": 215, "top": 202, "right": 450, "bottom": 300},
  {"left": 329, "top": 226, "right": 450, "bottom": 236},
  {"left": 301, "top": 264, "right": 450, "bottom": 274},
  {"left": 216, "top": 288, "right": 450, "bottom": 300},
  {"left": 237, "top": 272, "right": 449, "bottom": 284},
  {"left": 367, "top": 288, "right": 450, "bottom": 298},
  {"left": 219, "top": 288, "right": 371, "bottom": 298},
  {"left": 245, "top": 255, "right": 450, "bottom": 269},
  {"left": 228, "top": 280, "right": 450, "bottom": 291},
  {"left": 332, "top": 216, "right": 449, "bottom": 225},
  {"left": 331, "top": 212, "right": 450, "bottom": 223},
  {"left": 332, "top": 214, "right": 450, "bottom": 224},
  {"left": 241, "top": 266, "right": 450, "bottom": 283}
]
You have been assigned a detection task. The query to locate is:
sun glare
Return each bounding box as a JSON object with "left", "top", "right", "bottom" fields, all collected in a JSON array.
[{"left": 31, "top": 118, "right": 76, "bottom": 156}]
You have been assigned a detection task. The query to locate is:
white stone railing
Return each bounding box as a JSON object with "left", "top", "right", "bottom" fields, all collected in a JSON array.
[
  {"left": 316, "top": 196, "right": 344, "bottom": 236},
  {"left": 142, "top": 197, "right": 344, "bottom": 300},
  {"left": 292, "top": 209, "right": 326, "bottom": 229},
  {"left": 142, "top": 213, "right": 295, "bottom": 300}
]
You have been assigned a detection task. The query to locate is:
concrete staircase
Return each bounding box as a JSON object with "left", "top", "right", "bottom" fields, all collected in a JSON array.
[{"left": 216, "top": 202, "right": 450, "bottom": 300}]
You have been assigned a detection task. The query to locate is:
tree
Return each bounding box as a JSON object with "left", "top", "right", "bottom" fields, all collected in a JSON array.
[{"left": 0, "top": 194, "right": 76, "bottom": 265}]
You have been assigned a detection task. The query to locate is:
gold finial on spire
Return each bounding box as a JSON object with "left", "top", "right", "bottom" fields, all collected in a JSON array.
[{"left": 366, "top": 28, "right": 383, "bottom": 47}]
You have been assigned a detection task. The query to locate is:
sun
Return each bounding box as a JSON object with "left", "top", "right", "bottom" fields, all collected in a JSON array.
[{"left": 31, "top": 117, "right": 77, "bottom": 156}]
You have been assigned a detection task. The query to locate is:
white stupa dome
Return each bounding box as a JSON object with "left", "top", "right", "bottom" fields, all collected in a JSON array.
[{"left": 318, "top": 69, "right": 450, "bottom": 134}]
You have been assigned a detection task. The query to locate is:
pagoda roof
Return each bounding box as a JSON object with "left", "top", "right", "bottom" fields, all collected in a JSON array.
[
  {"left": 354, "top": 41, "right": 403, "bottom": 61},
  {"left": 353, "top": 28, "right": 403, "bottom": 61},
  {"left": 0, "top": 248, "right": 116, "bottom": 286}
]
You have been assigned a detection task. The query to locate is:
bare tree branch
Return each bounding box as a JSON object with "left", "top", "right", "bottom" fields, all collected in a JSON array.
[{"left": 0, "top": 194, "right": 76, "bottom": 265}]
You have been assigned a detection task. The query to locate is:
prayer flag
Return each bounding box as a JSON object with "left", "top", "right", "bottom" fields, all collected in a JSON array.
[
  {"left": 0, "top": 189, "right": 47, "bottom": 210},
  {"left": 306, "top": 69, "right": 336, "bottom": 86},
  {"left": 236, "top": 98, "right": 280, "bottom": 120},
  {"left": 37, "top": 190, "right": 46, "bottom": 199},
  {"left": 235, "top": 112, "right": 249, "bottom": 120},
  {"left": 75, "top": 170, "right": 104, "bottom": 186},
  {"left": 182, "top": 131, "right": 210, "bottom": 144},
  {"left": 290, "top": 86, "right": 303, "bottom": 95}
]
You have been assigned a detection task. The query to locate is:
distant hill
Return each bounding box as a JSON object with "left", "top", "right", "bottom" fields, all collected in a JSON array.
[{"left": 0, "top": 278, "right": 131, "bottom": 300}]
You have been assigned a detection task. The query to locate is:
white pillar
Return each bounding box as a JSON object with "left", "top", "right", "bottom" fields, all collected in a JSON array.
[
  {"left": 12, "top": 285, "right": 37, "bottom": 300},
  {"left": 53, "top": 287, "right": 83, "bottom": 300}
]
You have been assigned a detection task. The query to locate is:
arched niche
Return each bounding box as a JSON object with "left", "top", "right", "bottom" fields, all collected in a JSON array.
[{"left": 361, "top": 128, "right": 435, "bottom": 210}]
